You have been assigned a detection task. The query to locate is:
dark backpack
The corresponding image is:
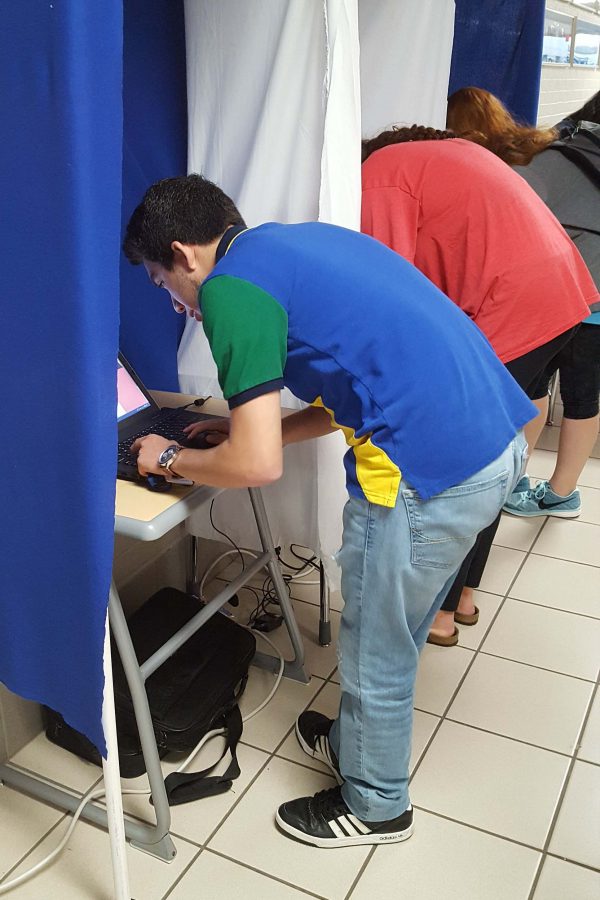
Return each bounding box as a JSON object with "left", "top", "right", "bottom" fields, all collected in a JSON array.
[
  {"left": 548, "top": 123, "right": 600, "bottom": 223},
  {"left": 45, "top": 588, "right": 256, "bottom": 805}
]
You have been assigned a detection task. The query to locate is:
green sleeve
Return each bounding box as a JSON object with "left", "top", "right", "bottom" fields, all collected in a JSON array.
[{"left": 199, "top": 275, "right": 288, "bottom": 407}]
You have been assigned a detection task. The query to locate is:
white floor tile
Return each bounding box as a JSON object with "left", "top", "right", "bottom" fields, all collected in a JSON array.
[
  {"left": 410, "top": 721, "right": 569, "bottom": 847},
  {"left": 578, "top": 689, "right": 600, "bottom": 764},
  {"left": 578, "top": 486, "right": 600, "bottom": 526},
  {"left": 208, "top": 757, "right": 370, "bottom": 900},
  {"left": 493, "top": 513, "right": 544, "bottom": 551},
  {"left": 534, "top": 519, "right": 600, "bottom": 568},
  {"left": 0, "top": 788, "right": 63, "bottom": 880},
  {"left": 580, "top": 456, "right": 600, "bottom": 489},
  {"left": 414, "top": 645, "right": 474, "bottom": 716},
  {"left": 478, "top": 545, "right": 526, "bottom": 595},
  {"left": 534, "top": 856, "right": 600, "bottom": 900},
  {"left": 447, "top": 655, "right": 593, "bottom": 754},
  {"left": 351, "top": 810, "right": 540, "bottom": 900},
  {"left": 482, "top": 598, "right": 600, "bottom": 681},
  {"left": 112, "top": 740, "right": 269, "bottom": 846},
  {"left": 239, "top": 669, "right": 326, "bottom": 753},
  {"left": 9, "top": 732, "right": 103, "bottom": 794},
  {"left": 456, "top": 590, "right": 504, "bottom": 651},
  {"left": 0, "top": 816, "right": 198, "bottom": 899},
  {"left": 510, "top": 554, "right": 600, "bottom": 618},
  {"left": 549, "top": 761, "right": 600, "bottom": 869},
  {"left": 169, "top": 849, "right": 314, "bottom": 899}
]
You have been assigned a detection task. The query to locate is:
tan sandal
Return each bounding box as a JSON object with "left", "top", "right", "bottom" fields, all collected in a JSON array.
[
  {"left": 454, "top": 606, "right": 479, "bottom": 626},
  {"left": 426, "top": 626, "right": 459, "bottom": 647}
]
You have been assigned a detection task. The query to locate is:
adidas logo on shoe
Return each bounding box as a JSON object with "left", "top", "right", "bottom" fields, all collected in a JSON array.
[
  {"left": 276, "top": 785, "right": 414, "bottom": 848},
  {"left": 296, "top": 711, "right": 343, "bottom": 784}
]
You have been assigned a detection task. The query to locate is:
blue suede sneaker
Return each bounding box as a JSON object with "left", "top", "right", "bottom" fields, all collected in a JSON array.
[{"left": 503, "top": 479, "right": 581, "bottom": 518}]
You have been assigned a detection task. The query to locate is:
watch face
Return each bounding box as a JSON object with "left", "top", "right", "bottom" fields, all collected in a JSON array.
[{"left": 159, "top": 445, "right": 179, "bottom": 467}]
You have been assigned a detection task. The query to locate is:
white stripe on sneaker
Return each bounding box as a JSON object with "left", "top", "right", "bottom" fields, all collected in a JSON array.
[
  {"left": 346, "top": 813, "right": 372, "bottom": 835},
  {"left": 328, "top": 819, "right": 346, "bottom": 838}
]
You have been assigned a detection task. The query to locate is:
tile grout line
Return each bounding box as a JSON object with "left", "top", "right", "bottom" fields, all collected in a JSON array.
[
  {"left": 344, "top": 846, "right": 377, "bottom": 900},
  {"left": 526, "top": 677, "right": 600, "bottom": 900},
  {"left": 528, "top": 549, "right": 600, "bottom": 570},
  {"left": 476, "top": 649, "right": 599, "bottom": 684},
  {"left": 504, "top": 595, "right": 600, "bottom": 622},
  {"left": 196, "top": 848, "right": 330, "bottom": 900}
]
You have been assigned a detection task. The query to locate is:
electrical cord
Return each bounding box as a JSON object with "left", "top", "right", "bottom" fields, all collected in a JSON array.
[
  {"left": 0, "top": 628, "right": 284, "bottom": 895},
  {"left": 166, "top": 396, "right": 212, "bottom": 415}
]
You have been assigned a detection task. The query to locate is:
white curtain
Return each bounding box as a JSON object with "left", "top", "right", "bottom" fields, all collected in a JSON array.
[
  {"left": 180, "top": 0, "right": 455, "bottom": 582},
  {"left": 359, "top": 0, "right": 456, "bottom": 136}
]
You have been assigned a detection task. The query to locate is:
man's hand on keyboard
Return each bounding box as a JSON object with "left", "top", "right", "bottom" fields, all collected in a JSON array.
[
  {"left": 183, "top": 418, "right": 229, "bottom": 445},
  {"left": 130, "top": 434, "right": 172, "bottom": 475}
]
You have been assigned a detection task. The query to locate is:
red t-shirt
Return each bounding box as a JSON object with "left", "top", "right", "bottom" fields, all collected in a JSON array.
[{"left": 361, "top": 139, "right": 597, "bottom": 363}]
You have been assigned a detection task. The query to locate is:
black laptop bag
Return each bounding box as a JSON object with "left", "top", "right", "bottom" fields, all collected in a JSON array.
[{"left": 44, "top": 588, "right": 256, "bottom": 805}]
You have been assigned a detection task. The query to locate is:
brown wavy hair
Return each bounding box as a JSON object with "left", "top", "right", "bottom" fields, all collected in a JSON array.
[
  {"left": 361, "top": 124, "right": 457, "bottom": 163},
  {"left": 446, "top": 87, "right": 557, "bottom": 166}
]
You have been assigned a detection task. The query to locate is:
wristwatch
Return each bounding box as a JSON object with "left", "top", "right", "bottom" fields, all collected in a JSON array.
[{"left": 158, "top": 443, "right": 183, "bottom": 475}]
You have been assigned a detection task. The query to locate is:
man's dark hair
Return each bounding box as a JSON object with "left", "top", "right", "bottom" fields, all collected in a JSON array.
[{"left": 123, "top": 174, "right": 245, "bottom": 269}]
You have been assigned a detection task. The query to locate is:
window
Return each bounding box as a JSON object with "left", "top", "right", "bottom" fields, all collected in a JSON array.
[
  {"left": 572, "top": 1, "right": 600, "bottom": 14},
  {"left": 573, "top": 17, "right": 600, "bottom": 66},
  {"left": 543, "top": 9, "right": 573, "bottom": 64}
]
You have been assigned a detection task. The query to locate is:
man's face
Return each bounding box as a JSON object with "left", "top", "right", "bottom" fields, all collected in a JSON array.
[{"left": 144, "top": 258, "right": 203, "bottom": 321}]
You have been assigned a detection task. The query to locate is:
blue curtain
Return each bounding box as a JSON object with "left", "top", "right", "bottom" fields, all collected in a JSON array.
[
  {"left": 449, "top": 0, "right": 546, "bottom": 124},
  {"left": 0, "top": 2, "right": 123, "bottom": 754},
  {"left": 120, "top": 0, "right": 188, "bottom": 391}
]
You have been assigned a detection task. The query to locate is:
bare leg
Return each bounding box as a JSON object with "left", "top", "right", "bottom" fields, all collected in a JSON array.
[
  {"left": 524, "top": 396, "right": 549, "bottom": 455},
  {"left": 456, "top": 585, "right": 476, "bottom": 616},
  {"left": 550, "top": 414, "right": 600, "bottom": 496},
  {"left": 429, "top": 608, "right": 455, "bottom": 638}
]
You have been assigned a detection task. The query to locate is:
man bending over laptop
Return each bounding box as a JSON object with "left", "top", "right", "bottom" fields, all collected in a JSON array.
[{"left": 124, "top": 175, "right": 534, "bottom": 849}]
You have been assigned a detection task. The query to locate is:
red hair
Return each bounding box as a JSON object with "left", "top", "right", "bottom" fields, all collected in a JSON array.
[{"left": 446, "top": 87, "right": 557, "bottom": 166}]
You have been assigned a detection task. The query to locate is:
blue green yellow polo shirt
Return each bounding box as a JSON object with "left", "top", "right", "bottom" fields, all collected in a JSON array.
[{"left": 199, "top": 222, "right": 536, "bottom": 505}]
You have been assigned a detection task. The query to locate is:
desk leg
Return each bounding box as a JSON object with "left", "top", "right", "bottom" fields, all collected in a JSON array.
[
  {"left": 108, "top": 581, "right": 177, "bottom": 862},
  {"left": 186, "top": 534, "right": 201, "bottom": 598},
  {"left": 101, "top": 612, "right": 131, "bottom": 899},
  {"left": 247, "top": 488, "right": 309, "bottom": 683},
  {"left": 318, "top": 561, "right": 332, "bottom": 646}
]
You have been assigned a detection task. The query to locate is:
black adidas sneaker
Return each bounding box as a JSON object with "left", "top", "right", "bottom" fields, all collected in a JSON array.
[
  {"left": 276, "top": 785, "right": 414, "bottom": 848},
  {"left": 296, "top": 711, "right": 342, "bottom": 784}
]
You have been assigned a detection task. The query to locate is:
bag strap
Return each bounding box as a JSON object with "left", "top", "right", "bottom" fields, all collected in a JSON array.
[
  {"left": 158, "top": 704, "right": 243, "bottom": 807},
  {"left": 561, "top": 223, "right": 600, "bottom": 238}
]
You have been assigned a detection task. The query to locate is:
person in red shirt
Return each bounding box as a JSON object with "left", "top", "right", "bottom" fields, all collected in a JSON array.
[{"left": 361, "top": 126, "right": 597, "bottom": 645}]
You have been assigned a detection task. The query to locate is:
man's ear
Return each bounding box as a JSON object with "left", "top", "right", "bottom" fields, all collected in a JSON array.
[{"left": 171, "top": 241, "right": 196, "bottom": 271}]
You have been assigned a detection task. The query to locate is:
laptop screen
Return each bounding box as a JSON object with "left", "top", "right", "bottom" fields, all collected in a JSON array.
[{"left": 117, "top": 359, "right": 151, "bottom": 423}]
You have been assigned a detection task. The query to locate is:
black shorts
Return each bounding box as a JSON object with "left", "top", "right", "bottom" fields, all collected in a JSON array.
[{"left": 529, "top": 323, "right": 600, "bottom": 420}]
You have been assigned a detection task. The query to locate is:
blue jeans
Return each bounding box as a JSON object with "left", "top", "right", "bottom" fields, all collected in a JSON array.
[{"left": 329, "top": 433, "right": 527, "bottom": 822}]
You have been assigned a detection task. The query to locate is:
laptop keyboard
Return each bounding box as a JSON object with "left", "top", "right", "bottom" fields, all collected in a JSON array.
[{"left": 118, "top": 412, "right": 201, "bottom": 470}]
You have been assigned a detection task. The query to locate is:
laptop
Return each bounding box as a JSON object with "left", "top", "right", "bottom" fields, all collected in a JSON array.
[{"left": 117, "top": 353, "right": 215, "bottom": 481}]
